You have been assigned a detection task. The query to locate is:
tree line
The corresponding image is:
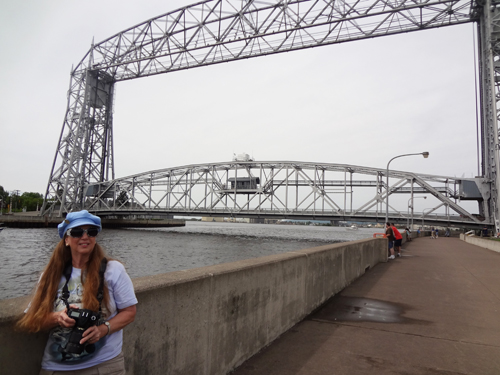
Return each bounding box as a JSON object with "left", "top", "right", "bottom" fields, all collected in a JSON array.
[{"left": 0, "top": 186, "right": 44, "bottom": 213}]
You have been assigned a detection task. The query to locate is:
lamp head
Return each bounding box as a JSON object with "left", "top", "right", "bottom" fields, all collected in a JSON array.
[{"left": 422, "top": 152, "right": 430, "bottom": 158}]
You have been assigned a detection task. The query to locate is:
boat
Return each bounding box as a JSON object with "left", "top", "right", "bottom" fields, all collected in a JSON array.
[{"left": 346, "top": 224, "right": 359, "bottom": 231}]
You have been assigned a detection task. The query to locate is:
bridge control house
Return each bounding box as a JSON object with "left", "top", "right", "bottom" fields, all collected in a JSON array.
[{"left": 227, "top": 177, "right": 260, "bottom": 193}]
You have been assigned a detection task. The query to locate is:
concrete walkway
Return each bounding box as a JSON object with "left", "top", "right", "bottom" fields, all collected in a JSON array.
[{"left": 231, "top": 237, "right": 500, "bottom": 375}]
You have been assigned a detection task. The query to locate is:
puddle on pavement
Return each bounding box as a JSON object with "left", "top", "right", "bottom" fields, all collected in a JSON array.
[{"left": 310, "top": 295, "right": 408, "bottom": 323}]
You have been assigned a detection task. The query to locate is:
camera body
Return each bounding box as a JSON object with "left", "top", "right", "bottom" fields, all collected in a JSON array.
[{"left": 61, "top": 308, "right": 101, "bottom": 355}]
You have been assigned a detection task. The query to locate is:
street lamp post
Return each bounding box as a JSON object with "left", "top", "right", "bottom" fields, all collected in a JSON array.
[
  {"left": 385, "top": 152, "right": 429, "bottom": 224},
  {"left": 407, "top": 196, "right": 427, "bottom": 229},
  {"left": 422, "top": 207, "right": 434, "bottom": 231}
]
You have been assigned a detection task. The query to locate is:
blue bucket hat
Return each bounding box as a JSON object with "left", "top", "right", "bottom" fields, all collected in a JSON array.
[{"left": 58, "top": 210, "right": 102, "bottom": 239}]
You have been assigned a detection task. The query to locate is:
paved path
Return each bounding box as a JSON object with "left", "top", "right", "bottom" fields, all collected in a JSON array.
[{"left": 231, "top": 237, "right": 500, "bottom": 375}]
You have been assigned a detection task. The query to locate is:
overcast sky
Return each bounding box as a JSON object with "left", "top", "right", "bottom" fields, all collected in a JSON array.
[{"left": 0, "top": 0, "right": 479, "bottom": 203}]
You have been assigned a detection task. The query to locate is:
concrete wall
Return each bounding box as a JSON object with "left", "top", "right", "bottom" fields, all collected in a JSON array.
[
  {"left": 460, "top": 233, "right": 500, "bottom": 253},
  {"left": 0, "top": 238, "right": 386, "bottom": 375}
]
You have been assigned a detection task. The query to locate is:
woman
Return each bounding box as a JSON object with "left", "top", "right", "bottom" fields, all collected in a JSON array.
[{"left": 17, "top": 210, "right": 137, "bottom": 374}]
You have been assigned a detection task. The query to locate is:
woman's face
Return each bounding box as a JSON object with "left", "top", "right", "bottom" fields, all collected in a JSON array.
[{"left": 65, "top": 225, "right": 98, "bottom": 259}]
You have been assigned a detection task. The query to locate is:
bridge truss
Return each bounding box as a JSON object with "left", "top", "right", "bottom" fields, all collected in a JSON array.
[
  {"left": 81, "top": 161, "right": 486, "bottom": 227},
  {"left": 40, "top": 0, "right": 500, "bottom": 229}
]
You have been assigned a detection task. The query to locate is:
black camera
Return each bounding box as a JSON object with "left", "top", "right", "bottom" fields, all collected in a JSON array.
[{"left": 61, "top": 308, "right": 101, "bottom": 355}]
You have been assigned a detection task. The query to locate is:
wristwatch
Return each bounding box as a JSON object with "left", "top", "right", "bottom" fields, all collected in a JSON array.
[{"left": 103, "top": 321, "right": 111, "bottom": 336}]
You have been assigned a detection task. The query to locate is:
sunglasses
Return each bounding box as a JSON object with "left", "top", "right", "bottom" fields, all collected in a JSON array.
[{"left": 67, "top": 227, "right": 99, "bottom": 238}]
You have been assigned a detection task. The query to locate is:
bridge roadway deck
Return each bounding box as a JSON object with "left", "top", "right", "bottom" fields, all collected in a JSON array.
[{"left": 231, "top": 237, "right": 500, "bottom": 375}]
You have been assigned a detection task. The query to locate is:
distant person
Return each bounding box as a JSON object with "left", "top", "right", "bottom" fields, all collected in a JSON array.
[
  {"left": 391, "top": 223, "right": 403, "bottom": 257},
  {"left": 386, "top": 222, "right": 396, "bottom": 260},
  {"left": 405, "top": 227, "right": 412, "bottom": 242},
  {"left": 445, "top": 228, "right": 450, "bottom": 237},
  {"left": 417, "top": 228, "right": 421, "bottom": 237},
  {"left": 435, "top": 228, "right": 439, "bottom": 239},
  {"left": 431, "top": 227, "right": 436, "bottom": 239},
  {"left": 482, "top": 226, "right": 489, "bottom": 237},
  {"left": 17, "top": 210, "right": 138, "bottom": 374}
]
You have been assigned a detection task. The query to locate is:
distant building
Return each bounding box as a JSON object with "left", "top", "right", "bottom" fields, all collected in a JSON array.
[
  {"left": 250, "top": 218, "right": 265, "bottom": 224},
  {"left": 225, "top": 217, "right": 250, "bottom": 223},
  {"left": 201, "top": 217, "right": 224, "bottom": 222}
]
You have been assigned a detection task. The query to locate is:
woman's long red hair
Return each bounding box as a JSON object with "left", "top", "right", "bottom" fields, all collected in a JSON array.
[{"left": 17, "top": 238, "right": 110, "bottom": 333}]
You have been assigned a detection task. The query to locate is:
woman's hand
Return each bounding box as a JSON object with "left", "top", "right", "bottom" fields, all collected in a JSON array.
[
  {"left": 80, "top": 324, "right": 106, "bottom": 345},
  {"left": 79, "top": 305, "right": 137, "bottom": 345},
  {"left": 57, "top": 304, "right": 80, "bottom": 328},
  {"left": 43, "top": 304, "right": 79, "bottom": 330},
  {"left": 57, "top": 309, "right": 76, "bottom": 328}
]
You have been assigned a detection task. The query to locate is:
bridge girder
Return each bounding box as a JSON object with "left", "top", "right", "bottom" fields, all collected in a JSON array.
[
  {"left": 86, "top": 0, "right": 474, "bottom": 80},
  {"left": 78, "top": 161, "right": 488, "bottom": 228},
  {"left": 41, "top": 0, "right": 498, "bottom": 230}
]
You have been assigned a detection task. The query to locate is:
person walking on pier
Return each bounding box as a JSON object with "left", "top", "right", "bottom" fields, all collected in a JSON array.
[
  {"left": 17, "top": 210, "right": 137, "bottom": 374},
  {"left": 386, "top": 222, "right": 396, "bottom": 260},
  {"left": 391, "top": 223, "right": 403, "bottom": 257}
]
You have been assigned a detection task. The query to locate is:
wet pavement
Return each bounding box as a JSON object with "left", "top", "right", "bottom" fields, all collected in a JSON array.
[
  {"left": 312, "top": 295, "right": 410, "bottom": 324},
  {"left": 231, "top": 237, "right": 500, "bottom": 375}
]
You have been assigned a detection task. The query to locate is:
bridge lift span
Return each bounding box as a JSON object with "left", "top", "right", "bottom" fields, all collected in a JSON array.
[
  {"left": 40, "top": 0, "right": 500, "bottom": 230},
  {"left": 81, "top": 161, "right": 487, "bottom": 228}
]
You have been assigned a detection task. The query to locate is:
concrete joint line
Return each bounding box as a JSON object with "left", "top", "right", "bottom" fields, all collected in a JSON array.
[
  {"left": 206, "top": 272, "right": 214, "bottom": 375},
  {"left": 311, "top": 320, "right": 500, "bottom": 349}
]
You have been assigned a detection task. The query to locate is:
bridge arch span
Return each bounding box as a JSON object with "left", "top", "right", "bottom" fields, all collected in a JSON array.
[{"left": 82, "top": 160, "right": 486, "bottom": 227}]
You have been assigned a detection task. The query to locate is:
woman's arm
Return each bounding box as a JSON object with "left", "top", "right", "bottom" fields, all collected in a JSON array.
[{"left": 107, "top": 305, "right": 137, "bottom": 334}]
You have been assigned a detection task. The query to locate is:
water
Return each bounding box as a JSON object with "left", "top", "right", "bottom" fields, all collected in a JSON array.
[{"left": 0, "top": 221, "right": 380, "bottom": 300}]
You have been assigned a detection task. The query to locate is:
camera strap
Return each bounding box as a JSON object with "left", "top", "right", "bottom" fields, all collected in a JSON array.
[{"left": 61, "top": 258, "right": 108, "bottom": 312}]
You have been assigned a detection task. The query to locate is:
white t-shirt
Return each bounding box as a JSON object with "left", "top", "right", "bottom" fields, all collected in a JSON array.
[{"left": 41, "top": 260, "right": 138, "bottom": 371}]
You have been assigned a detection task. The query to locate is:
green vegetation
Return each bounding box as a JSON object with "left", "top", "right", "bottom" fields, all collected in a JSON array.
[{"left": 0, "top": 186, "right": 43, "bottom": 213}]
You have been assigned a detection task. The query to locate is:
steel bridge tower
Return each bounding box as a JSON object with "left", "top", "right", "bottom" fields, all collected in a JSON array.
[
  {"left": 477, "top": 0, "right": 500, "bottom": 231},
  {"left": 40, "top": 0, "right": 500, "bottom": 230}
]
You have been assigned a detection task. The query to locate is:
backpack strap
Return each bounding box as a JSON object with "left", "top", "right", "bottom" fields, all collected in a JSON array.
[
  {"left": 61, "top": 261, "right": 73, "bottom": 311},
  {"left": 97, "top": 258, "right": 108, "bottom": 315},
  {"left": 60, "top": 258, "right": 108, "bottom": 312}
]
